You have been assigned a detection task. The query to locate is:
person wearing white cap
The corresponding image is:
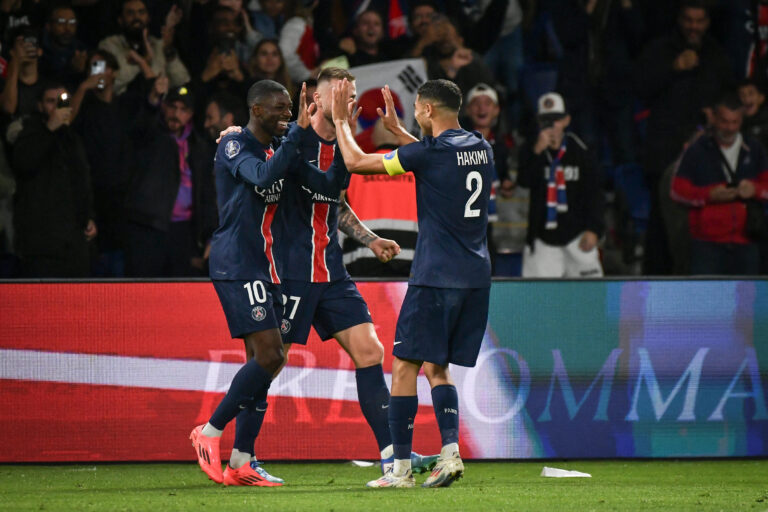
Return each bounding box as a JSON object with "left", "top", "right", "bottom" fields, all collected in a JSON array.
[
  {"left": 517, "top": 92, "right": 604, "bottom": 277},
  {"left": 463, "top": 83, "right": 525, "bottom": 276}
]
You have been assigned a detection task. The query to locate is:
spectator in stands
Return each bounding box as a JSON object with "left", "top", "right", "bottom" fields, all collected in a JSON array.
[
  {"left": 518, "top": 92, "right": 604, "bottom": 278},
  {"left": 0, "top": 142, "right": 16, "bottom": 277},
  {"left": 475, "top": 0, "right": 523, "bottom": 127},
  {"left": 0, "top": 1, "right": 45, "bottom": 49},
  {"left": 250, "top": 0, "right": 286, "bottom": 40},
  {"left": 12, "top": 81, "right": 96, "bottom": 277},
  {"left": 203, "top": 91, "right": 247, "bottom": 142},
  {"left": 123, "top": 82, "right": 217, "bottom": 277},
  {"left": 39, "top": 5, "right": 88, "bottom": 90},
  {"left": 343, "top": 117, "right": 417, "bottom": 277},
  {"left": 671, "top": 95, "right": 768, "bottom": 275},
  {"left": 279, "top": 0, "right": 319, "bottom": 83},
  {"left": 462, "top": 83, "right": 518, "bottom": 274},
  {"left": 246, "top": 38, "right": 294, "bottom": 96},
  {"left": 71, "top": 49, "right": 135, "bottom": 277},
  {"left": 388, "top": 0, "right": 438, "bottom": 58},
  {"left": 98, "top": 0, "right": 190, "bottom": 96},
  {"left": 210, "top": 3, "right": 262, "bottom": 68},
  {"left": 634, "top": 0, "right": 732, "bottom": 274},
  {"left": 739, "top": 78, "right": 768, "bottom": 151},
  {"left": 422, "top": 14, "right": 497, "bottom": 100},
  {"left": 1, "top": 26, "right": 44, "bottom": 121},
  {"left": 197, "top": 6, "right": 250, "bottom": 111},
  {"left": 338, "top": 9, "right": 396, "bottom": 67}
]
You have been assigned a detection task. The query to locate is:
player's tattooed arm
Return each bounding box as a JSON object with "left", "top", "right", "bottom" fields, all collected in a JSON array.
[
  {"left": 338, "top": 192, "right": 401, "bottom": 262},
  {"left": 338, "top": 193, "right": 378, "bottom": 247}
]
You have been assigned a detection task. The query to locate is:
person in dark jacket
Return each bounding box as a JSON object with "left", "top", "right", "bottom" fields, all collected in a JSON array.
[
  {"left": 634, "top": 0, "right": 733, "bottom": 274},
  {"left": 72, "top": 49, "right": 136, "bottom": 277},
  {"left": 518, "top": 92, "right": 604, "bottom": 277},
  {"left": 124, "top": 81, "right": 218, "bottom": 277},
  {"left": 671, "top": 95, "right": 768, "bottom": 275},
  {"left": 12, "top": 82, "right": 97, "bottom": 277}
]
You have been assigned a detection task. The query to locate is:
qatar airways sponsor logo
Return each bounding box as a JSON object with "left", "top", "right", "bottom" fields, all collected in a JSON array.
[
  {"left": 300, "top": 186, "right": 339, "bottom": 203},
  {"left": 254, "top": 179, "right": 284, "bottom": 203}
]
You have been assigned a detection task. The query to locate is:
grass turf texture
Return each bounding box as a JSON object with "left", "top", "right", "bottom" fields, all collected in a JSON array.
[{"left": 1, "top": 460, "right": 767, "bottom": 511}]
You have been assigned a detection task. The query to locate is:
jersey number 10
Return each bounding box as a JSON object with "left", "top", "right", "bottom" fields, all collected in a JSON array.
[{"left": 465, "top": 171, "right": 482, "bottom": 218}]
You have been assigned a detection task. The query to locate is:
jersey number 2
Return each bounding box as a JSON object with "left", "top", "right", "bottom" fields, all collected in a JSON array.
[{"left": 464, "top": 171, "right": 482, "bottom": 218}]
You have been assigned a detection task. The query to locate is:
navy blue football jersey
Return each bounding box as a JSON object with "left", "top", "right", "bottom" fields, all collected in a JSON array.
[
  {"left": 276, "top": 126, "right": 351, "bottom": 282},
  {"left": 209, "top": 125, "right": 301, "bottom": 282},
  {"left": 382, "top": 128, "right": 493, "bottom": 288}
]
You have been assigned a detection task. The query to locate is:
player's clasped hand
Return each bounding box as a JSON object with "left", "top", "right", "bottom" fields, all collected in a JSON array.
[{"left": 370, "top": 237, "right": 401, "bottom": 263}]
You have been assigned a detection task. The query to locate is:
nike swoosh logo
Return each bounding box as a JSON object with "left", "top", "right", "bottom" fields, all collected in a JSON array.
[
  {"left": 381, "top": 404, "right": 389, "bottom": 409},
  {"left": 393, "top": 341, "right": 403, "bottom": 345}
]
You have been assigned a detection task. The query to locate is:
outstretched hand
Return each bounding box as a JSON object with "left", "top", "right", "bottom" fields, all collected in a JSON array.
[
  {"left": 331, "top": 78, "right": 351, "bottom": 124},
  {"left": 297, "top": 81, "right": 317, "bottom": 129},
  {"left": 376, "top": 85, "right": 403, "bottom": 135}
]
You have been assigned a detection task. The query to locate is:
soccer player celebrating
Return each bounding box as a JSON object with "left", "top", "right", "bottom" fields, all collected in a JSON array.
[
  {"left": 215, "top": 68, "right": 438, "bottom": 475},
  {"left": 190, "top": 80, "right": 344, "bottom": 486},
  {"left": 331, "top": 78, "right": 494, "bottom": 488},
  {"left": 275, "top": 67, "right": 436, "bottom": 474}
]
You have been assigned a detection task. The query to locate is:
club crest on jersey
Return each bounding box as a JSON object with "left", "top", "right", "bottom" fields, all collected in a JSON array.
[
  {"left": 280, "top": 319, "right": 291, "bottom": 334},
  {"left": 251, "top": 306, "right": 266, "bottom": 321},
  {"left": 225, "top": 140, "right": 241, "bottom": 159},
  {"left": 384, "top": 151, "right": 396, "bottom": 160}
]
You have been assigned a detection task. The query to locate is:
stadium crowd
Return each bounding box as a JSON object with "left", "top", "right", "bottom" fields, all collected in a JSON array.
[{"left": 0, "top": 0, "right": 766, "bottom": 278}]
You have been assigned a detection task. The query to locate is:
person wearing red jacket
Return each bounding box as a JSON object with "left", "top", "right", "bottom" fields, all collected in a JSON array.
[{"left": 671, "top": 95, "right": 768, "bottom": 275}]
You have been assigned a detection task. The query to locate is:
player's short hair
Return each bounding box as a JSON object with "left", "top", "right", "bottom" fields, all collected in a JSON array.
[
  {"left": 715, "top": 93, "right": 743, "bottom": 113},
  {"left": 210, "top": 91, "right": 248, "bottom": 125},
  {"left": 88, "top": 48, "right": 120, "bottom": 71},
  {"left": 679, "top": 0, "right": 710, "bottom": 15},
  {"left": 738, "top": 77, "right": 763, "bottom": 93},
  {"left": 38, "top": 80, "right": 68, "bottom": 100},
  {"left": 317, "top": 67, "right": 355, "bottom": 84},
  {"left": 410, "top": 0, "right": 438, "bottom": 14},
  {"left": 417, "top": 79, "right": 462, "bottom": 113},
  {"left": 247, "top": 79, "right": 288, "bottom": 107}
]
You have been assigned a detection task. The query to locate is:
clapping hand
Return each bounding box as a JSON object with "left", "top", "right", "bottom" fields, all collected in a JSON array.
[
  {"left": 331, "top": 78, "right": 351, "bottom": 124},
  {"left": 297, "top": 82, "right": 317, "bottom": 129}
]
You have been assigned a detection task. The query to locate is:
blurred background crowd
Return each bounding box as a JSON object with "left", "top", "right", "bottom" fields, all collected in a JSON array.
[{"left": 0, "top": 0, "right": 766, "bottom": 279}]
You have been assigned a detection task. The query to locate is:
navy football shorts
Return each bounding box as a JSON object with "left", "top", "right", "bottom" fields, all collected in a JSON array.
[
  {"left": 393, "top": 285, "right": 490, "bottom": 367},
  {"left": 279, "top": 277, "right": 373, "bottom": 344},
  {"left": 212, "top": 279, "right": 283, "bottom": 339}
]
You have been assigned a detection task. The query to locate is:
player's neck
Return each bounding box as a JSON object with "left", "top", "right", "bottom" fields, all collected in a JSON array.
[
  {"left": 311, "top": 111, "right": 336, "bottom": 141},
  {"left": 430, "top": 118, "right": 461, "bottom": 138},
  {"left": 247, "top": 120, "right": 272, "bottom": 145}
]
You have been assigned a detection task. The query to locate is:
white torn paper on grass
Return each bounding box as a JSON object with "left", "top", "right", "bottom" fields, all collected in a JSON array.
[{"left": 541, "top": 466, "right": 591, "bottom": 478}]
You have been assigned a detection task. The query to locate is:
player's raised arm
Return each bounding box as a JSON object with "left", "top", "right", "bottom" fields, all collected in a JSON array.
[{"left": 331, "top": 79, "right": 387, "bottom": 175}]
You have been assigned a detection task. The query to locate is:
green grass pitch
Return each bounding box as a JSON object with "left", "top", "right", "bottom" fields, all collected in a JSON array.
[{"left": 1, "top": 460, "right": 767, "bottom": 511}]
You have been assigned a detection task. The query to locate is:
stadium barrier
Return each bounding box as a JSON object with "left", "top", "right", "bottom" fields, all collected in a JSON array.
[{"left": 1, "top": 279, "right": 766, "bottom": 462}]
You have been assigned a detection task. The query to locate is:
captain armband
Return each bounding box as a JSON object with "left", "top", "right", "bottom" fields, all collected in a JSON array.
[{"left": 381, "top": 150, "right": 406, "bottom": 176}]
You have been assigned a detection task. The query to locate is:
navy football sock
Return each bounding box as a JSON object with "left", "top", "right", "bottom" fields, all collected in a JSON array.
[
  {"left": 233, "top": 399, "right": 268, "bottom": 455},
  {"left": 389, "top": 395, "right": 418, "bottom": 461},
  {"left": 431, "top": 384, "right": 459, "bottom": 445},
  {"left": 208, "top": 359, "right": 272, "bottom": 430},
  {"left": 355, "top": 364, "right": 392, "bottom": 452}
]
